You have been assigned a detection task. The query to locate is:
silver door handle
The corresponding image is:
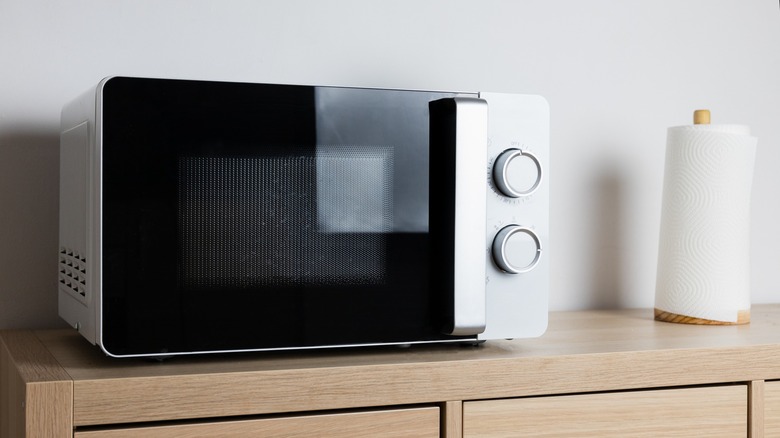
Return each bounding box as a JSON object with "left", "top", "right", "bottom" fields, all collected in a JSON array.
[{"left": 429, "top": 97, "right": 487, "bottom": 336}]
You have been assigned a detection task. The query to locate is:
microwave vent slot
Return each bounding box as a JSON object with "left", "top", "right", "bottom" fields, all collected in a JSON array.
[{"left": 59, "top": 247, "right": 87, "bottom": 302}]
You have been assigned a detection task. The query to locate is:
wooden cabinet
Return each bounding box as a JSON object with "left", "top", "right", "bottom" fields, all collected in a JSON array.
[{"left": 5, "top": 305, "right": 780, "bottom": 437}]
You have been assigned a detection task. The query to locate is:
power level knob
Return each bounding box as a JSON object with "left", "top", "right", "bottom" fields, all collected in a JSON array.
[
  {"left": 492, "top": 225, "right": 542, "bottom": 274},
  {"left": 493, "top": 149, "right": 542, "bottom": 198}
]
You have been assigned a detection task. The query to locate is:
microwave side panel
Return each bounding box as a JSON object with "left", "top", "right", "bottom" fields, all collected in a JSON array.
[{"left": 59, "top": 82, "right": 101, "bottom": 346}]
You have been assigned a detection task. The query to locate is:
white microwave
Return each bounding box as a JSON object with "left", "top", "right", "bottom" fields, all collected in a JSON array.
[{"left": 59, "top": 76, "right": 549, "bottom": 357}]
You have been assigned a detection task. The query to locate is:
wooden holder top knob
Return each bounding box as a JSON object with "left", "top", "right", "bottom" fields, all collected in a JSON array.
[{"left": 694, "top": 109, "right": 711, "bottom": 125}]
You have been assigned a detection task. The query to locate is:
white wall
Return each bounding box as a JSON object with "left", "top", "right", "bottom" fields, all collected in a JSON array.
[{"left": 1, "top": 0, "right": 779, "bottom": 329}]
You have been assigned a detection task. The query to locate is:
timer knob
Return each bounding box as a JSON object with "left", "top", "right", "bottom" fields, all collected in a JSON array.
[
  {"left": 492, "top": 149, "right": 542, "bottom": 198},
  {"left": 492, "top": 225, "right": 542, "bottom": 274}
]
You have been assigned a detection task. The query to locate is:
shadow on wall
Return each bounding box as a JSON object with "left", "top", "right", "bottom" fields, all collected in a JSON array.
[
  {"left": 587, "top": 166, "right": 628, "bottom": 309},
  {"left": 0, "top": 129, "right": 66, "bottom": 329}
]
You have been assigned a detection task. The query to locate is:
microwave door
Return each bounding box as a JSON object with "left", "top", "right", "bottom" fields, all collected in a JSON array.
[{"left": 96, "top": 78, "right": 477, "bottom": 356}]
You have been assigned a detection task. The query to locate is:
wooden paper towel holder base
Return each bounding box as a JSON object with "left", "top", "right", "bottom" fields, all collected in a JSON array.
[{"left": 654, "top": 308, "right": 750, "bottom": 325}]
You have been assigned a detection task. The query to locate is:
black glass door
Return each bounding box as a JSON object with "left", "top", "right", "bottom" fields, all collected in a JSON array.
[{"left": 99, "top": 77, "right": 470, "bottom": 355}]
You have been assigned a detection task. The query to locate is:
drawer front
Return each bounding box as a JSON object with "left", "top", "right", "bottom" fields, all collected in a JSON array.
[
  {"left": 464, "top": 385, "right": 746, "bottom": 437},
  {"left": 765, "top": 381, "right": 780, "bottom": 435},
  {"left": 74, "top": 406, "right": 439, "bottom": 438}
]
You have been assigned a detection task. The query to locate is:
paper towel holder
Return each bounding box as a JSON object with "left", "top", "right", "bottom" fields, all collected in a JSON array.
[{"left": 654, "top": 108, "right": 751, "bottom": 326}]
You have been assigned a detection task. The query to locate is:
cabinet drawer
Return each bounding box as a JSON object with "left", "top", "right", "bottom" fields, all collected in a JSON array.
[
  {"left": 463, "top": 385, "right": 746, "bottom": 437},
  {"left": 765, "top": 381, "right": 780, "bottom": 435},
  {"left": 74, "top": 406, "right": 439, "bottom": 438}
]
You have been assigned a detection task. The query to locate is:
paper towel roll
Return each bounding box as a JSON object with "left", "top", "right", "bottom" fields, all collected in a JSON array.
[{"left": 655, "top": 123, "right": 757, "bottom": 324}]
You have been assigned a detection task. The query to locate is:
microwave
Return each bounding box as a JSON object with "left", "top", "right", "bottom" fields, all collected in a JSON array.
[{"left": 58, "top": 76, "right": 549, "bottom": 357}]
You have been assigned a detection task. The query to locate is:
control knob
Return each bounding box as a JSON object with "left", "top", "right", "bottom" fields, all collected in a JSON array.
[
  {"left": 493, "top": 149, "right": 542, "bottom": 198},
  {"left": 492, "top": 225, "right": 541, "bottom": 274}
]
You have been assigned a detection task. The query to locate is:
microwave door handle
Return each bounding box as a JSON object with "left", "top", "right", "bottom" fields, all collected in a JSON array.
[{"left": 429, "top": 97, "right": 488, "bottom": 336}]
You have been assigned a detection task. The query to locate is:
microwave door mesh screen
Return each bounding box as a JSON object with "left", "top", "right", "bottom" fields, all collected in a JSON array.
[
  {"left": 315, "top": 146, "right": 393, "bottom": 233},
  {"left": 177, "top": 149, "right": 392, "bottom": 289}
]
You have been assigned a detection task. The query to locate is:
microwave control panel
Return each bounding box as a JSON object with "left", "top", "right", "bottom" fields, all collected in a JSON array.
[{"left": 480, "top": 93, "right": 549, "bottom": 340}]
